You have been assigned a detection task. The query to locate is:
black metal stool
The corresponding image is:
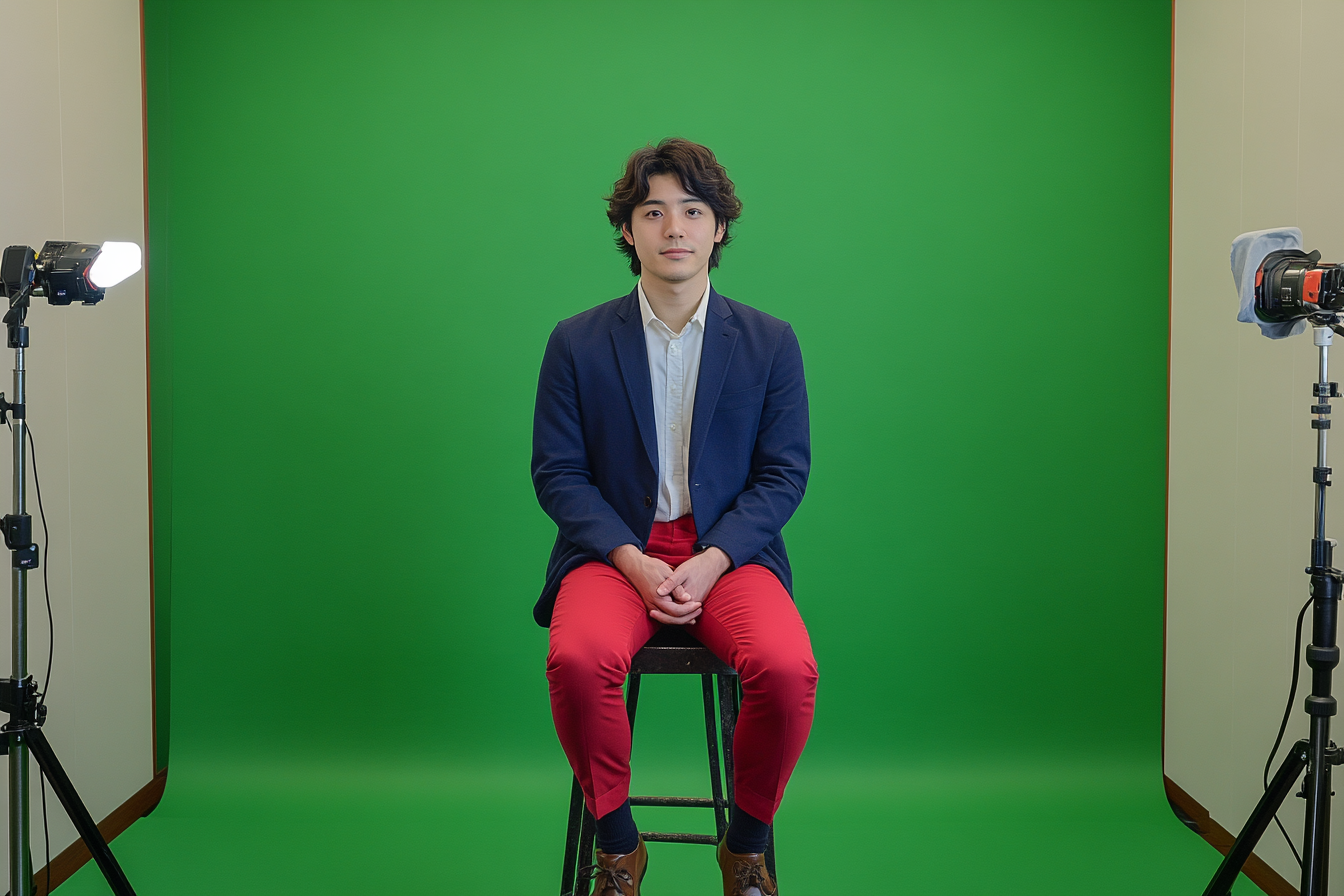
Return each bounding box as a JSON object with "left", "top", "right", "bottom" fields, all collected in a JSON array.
[{"left": 558, "top": 625, "right": 778, "bottom": 895}]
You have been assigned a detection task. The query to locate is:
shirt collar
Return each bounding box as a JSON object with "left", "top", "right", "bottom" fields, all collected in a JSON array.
[{"left": 637, "top": 280, "right": 711, "bottom": 335}]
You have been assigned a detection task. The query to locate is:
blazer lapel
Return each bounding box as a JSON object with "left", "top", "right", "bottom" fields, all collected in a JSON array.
[
  {"left": 689, "top": 290, "right": 738, "bottom": 478},
  {"left": 612, "top": 290, "right": 659, "bottom": 475}
]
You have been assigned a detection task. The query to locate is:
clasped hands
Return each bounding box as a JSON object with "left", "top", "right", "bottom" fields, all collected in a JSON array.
[{"left": 609, "top": 543, "right": 732, "bottom": 625}]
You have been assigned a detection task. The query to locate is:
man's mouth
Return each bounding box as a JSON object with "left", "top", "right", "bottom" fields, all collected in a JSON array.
[{"left": 661, "top": 248, "right": 692, "bottom": 259}]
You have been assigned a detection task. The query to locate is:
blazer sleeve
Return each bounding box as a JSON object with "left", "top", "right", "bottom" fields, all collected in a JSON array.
[
  {"left": 532, "top": 324, "right": 642, "bottom": 561},
  {"left": 697, "top": 324, "right": 810, "bottom": 566}
]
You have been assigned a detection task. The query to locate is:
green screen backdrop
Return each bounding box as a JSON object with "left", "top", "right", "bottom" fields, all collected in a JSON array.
[{"left": 75, "top": 2, "right": 1238, "bottom": 894}]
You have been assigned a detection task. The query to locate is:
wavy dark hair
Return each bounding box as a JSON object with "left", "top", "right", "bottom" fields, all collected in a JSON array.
[{"left": 605, "top": 138, "right": 743, "bottom": 276}]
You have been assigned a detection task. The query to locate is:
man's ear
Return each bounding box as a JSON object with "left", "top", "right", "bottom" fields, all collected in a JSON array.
[
  {"left": 621, "top": 223, "right": 635, "bottom": 246},
  {"left": 715, "top": 221, "right": 726, "bottom": 244}
]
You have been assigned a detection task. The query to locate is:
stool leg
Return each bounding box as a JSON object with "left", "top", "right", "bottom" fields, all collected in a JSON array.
[
  {"left": 718, "top": 673, "right": 739, "bottom": 814},
  {"left": 624, "top": 672, "right": 642, "bottom": 846},
  {"left": 577, "top": 805, "right": 598, "bottom": 896},
  {"left": 625, "top": 673, "right": 642, "bottom": 738},
  {"left": 702, "top": 674, "right": 728, "bottom": 840},
  {"left": 766, "top": 825, "right": 778, "bottom": 889},
  {"left": 561, "top": 777, "right": 585, "bottom": 896}
]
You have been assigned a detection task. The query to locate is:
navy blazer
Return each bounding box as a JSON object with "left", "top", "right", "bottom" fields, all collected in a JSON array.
[{"left": 531, "top": 286, "right": 810, "bottom": 626}]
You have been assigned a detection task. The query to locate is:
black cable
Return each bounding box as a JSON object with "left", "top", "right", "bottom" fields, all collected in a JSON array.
[
  {"left": 9, "top": 419, "right": 55, "bottom": 888},
  {"left": 1263, "top": 594, "right": 1313, "bottom": 867},
  {"left": 25, "top": 424, "right": 52, "bottom": 710},
  {"left": 7, "top": 420, "right": 54, "bottom": 707},
  {"left": 28, "top": 424, "right": 54, "bottom": 892}
]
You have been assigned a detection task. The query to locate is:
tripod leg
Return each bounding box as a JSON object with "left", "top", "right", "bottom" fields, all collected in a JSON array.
[
  {"left": 24, "top": 728, "right": 135, "bottom": 896},
  {"left": 1202, "top": 738, "right": 1309, "bottom": 896}
]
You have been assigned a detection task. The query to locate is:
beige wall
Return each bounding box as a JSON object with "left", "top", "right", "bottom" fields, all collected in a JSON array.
[
  {"left": 0, "top": 0, "right": 155, "bottom": 874},
  {"left": 1168, "top": 0, "right": 1344, "bottom": 889}
]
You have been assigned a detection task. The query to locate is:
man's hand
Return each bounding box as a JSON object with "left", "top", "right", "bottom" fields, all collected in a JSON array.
[
  {"left": 609, "top": 544, "right": 703, "bottom": 625},
  {"left": 657, "top": 547, "right": 732, "bottom": 607}
]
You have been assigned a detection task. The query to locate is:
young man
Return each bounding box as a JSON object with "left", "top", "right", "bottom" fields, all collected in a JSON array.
[{"left": 532, "top": 138, "right": 816, "bottom": 896}]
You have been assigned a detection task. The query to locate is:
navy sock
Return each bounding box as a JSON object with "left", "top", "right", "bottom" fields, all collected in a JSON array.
[
  {"left": 725, "top": 801, "right": 771, "bottom": 855},
  {"left": 595, "top": 800, "right": 640, "bottom": 855}
]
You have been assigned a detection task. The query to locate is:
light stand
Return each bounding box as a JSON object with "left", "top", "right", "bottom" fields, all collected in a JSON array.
[
  {"left": 1204, "top": 321, "right": 1344, "bottom": 896},
  {"left": 0, "top": 288, "right": 135, "bottom": 896}
]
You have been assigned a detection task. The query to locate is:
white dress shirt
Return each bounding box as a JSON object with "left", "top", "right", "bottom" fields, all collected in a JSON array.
[{"left": 638, "top": 280, "right": 711, "bottom": 522}]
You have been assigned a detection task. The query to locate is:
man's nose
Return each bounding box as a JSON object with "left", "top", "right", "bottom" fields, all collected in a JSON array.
[{"left": 663, "top": 216, "right": 686, "bottom": 238}]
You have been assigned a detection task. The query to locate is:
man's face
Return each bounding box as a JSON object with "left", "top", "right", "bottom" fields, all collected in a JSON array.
[{"left": 622, "top": 172, "right": 726, "bottom": 286}]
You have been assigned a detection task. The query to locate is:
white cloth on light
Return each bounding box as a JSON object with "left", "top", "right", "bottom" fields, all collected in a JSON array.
[
  {"left": 1232, "top": 227, "right": 1306, "bottom": 339},
  {"left": 638, "top": 280, "right": 711, "bottom": 522}
]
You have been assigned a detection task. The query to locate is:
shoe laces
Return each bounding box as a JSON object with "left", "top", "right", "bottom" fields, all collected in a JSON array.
[
  {"left": 577, "top": 862, "right": 637, "bottom": 896},
  {"left": 732, "top": 859, "right": 777, "bottom": 896}
]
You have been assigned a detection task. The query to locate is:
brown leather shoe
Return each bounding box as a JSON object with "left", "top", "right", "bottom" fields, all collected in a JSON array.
[
  {"left": 586, "top": 836, "right": 647, "bottom": 896},
  {"left": 717, "top": 838, "right": 777, "bottom": 896}
]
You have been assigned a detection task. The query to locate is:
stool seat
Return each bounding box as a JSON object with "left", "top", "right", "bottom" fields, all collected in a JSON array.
[{"left": 632, "top": 625, "right": 734, "bottom": 675}]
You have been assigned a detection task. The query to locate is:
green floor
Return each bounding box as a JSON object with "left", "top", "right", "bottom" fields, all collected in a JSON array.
[{"left": 56, "top": 756, "right": 1258, "bottom": 895}]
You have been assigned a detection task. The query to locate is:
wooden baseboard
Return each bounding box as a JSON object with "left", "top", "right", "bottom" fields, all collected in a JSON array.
[
  {"left": 12, "top": 766, "right": 168, "bottom": 896},
  {"left": 1164, "top": 774, "right": 1297, "bottom": 896}
]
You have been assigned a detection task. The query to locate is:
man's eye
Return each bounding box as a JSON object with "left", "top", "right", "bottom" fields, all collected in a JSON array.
[{"left": 688, "top": 209, "right": 701, "bottom": 216}]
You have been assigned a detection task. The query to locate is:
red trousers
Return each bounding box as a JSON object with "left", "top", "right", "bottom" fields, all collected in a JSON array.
[{"left": 546, "top": 517, "right": 818, "bottom": 823}]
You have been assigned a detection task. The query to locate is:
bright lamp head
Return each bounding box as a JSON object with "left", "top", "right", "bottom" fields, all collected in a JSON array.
[{"left": 87, "top": 242, "right": 141, "bottom": 290}]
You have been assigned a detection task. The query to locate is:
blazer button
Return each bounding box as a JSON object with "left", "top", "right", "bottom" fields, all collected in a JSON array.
[{"left": 643, "top": 496, "right": 653, "bottom": 508}]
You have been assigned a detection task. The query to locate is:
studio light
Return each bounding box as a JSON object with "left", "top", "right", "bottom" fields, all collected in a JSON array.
[
  {"left": 0, "top": 236, "right": 143, "bottom": 896},
  {"left": 1206, "top": 228, "right": 1344, "bottom": 896},
  {"left": 0, "top": 240, "right": 143, "bottom": 306}
]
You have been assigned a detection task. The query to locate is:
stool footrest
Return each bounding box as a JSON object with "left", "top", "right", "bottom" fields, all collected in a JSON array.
[
  {"left": 630, "top": 795, "right": 724, "bottom": 808},
  {"left": 640, "top": 831, "right": 719, "bottom": 845}
]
